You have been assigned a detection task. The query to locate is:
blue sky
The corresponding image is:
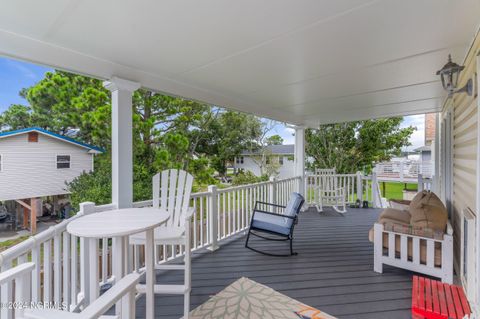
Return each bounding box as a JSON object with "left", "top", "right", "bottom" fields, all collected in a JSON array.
[
  {"left": 0, "top": 57, "right": 52, "bottom": 112},
  {"left": 0, "top": 56, "right": 424, "bottom": 150}
]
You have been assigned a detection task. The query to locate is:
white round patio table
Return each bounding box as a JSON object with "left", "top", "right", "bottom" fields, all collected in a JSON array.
[{"left": 67, "top": 207, "right": 169, "bottom": 319}]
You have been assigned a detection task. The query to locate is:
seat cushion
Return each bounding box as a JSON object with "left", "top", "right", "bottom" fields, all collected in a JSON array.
[
  {"left": 284, "top": 192, "right": 304, "bottom": 217},
  {"left": 251, "top": 212, "right": 291, "bottom": 236},
  {"left": 410, "top": 190, "right": 426, "bottom": 209},
  {"left": 409, "top": 191, "right": 447, "bottom": 232},
  {"left": 379, "top": 208, "right": 411, "bottom": 225},
  {"left": 282, "top": 192, "right": 304, "bottom": 227},
  {"left": 368, "top": 218, "right": 410, "bottom": 242},
  {"left": 389, "top": 199, "right": 411, "bottom": 211}
]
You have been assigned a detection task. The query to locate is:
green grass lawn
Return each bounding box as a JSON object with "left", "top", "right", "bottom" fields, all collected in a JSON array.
[
  {"left": 379, "top": 182, "right": 418, "bottom": 200},
  {"left": 306, "top": 181, "right": 418, "bottom": 203},
  {"left": 0, "top": 236, "right": 30, "bottom": 252}
]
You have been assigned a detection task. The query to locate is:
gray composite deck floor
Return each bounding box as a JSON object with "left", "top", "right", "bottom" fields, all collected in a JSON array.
[{"left": 136, "top": 207, "right": 414, "bottom": 319}]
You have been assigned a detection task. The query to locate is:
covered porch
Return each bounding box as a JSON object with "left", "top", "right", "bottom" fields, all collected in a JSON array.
[
  {"left": 1, "top": 1, "right": 480, "bottom": 318},
  {"left": 145, "top": 207, "right": 412, "bottom": 319}
]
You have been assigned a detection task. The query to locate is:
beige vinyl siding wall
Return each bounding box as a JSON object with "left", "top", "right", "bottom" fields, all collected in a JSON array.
[
  {"left": 446, "top": 29, "right": 479, "bottom": 293},
  {"left": 0, "top": 133, "right": 94, "bottom": 201}
]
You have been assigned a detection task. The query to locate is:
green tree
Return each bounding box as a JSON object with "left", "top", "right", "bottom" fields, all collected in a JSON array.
[
  {"left": 306, "top": 118, "right": 414, "bottom": 174},
  {"left": 0, "top": 104, "right": 33, "bottom": 130},
  {"left": 245, "top": 120, "right": 283, "bottom": 178},
  {"left": 265, "top": 134, "right": 283, "bottom": 145},
  {"left": 232, "top": 170, "right": 267, "bottom": 186},
  {"left": 22, "top": 71, "right": 111, "bottom": 147},
  {"left": 0, "top": 69, "right": 280, "bottom": 206},
  {"left": 196, "top": 110, "right": 263, "bottom": 176}
]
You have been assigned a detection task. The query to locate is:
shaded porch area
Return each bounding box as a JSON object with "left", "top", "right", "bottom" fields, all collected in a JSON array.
[{"left": 138, "top": 207, "right": 413, "bottom": 319}]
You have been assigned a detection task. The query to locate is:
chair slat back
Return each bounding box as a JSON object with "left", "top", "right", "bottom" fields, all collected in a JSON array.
[
  {"left": 153, "top": 169, "right": 194, "bottom": 229},
  {"left": 315, "top": 168, "right": 337, "bottom": 191}
]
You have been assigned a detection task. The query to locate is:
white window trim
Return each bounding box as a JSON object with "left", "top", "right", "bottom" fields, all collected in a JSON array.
[
  {"left": 56, "top": 154, "right": 72, "bottom": 169},
  {"left": 460, "top": 207, "right": 476, "bottom": 301}
]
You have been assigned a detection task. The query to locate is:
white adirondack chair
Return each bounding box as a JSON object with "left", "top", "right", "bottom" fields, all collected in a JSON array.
[
  {"left": 314, "top": 168, "right": 346, "bottom": 214},
  {"left": 1, "top": 262, "right": 140, "bottom": 319},
  {"left": 129, "top": 169, "right": 194, "bottom": 319}
]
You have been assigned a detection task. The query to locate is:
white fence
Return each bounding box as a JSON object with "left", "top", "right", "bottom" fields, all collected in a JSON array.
[
  {"left": 305, "top": 172, "right": 374, "bottom": 207},
  {"left": 0, "top": 176, "right": 301, "bottom": 317},
  {"left": 306, "top": 171, "right": 434, "bottom": 209},
  {"left": 375, "top": 160, "right": 432, "bottom": 182}
]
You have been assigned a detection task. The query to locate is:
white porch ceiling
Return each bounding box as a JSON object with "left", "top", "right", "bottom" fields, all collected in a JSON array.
[{"left": 0, "top": 0, "right": 479, "bottom": 126}]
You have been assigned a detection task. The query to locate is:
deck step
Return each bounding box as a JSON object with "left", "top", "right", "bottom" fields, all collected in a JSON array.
[{"left": 136, "top": 284, "right": 188, "bottom": 295}]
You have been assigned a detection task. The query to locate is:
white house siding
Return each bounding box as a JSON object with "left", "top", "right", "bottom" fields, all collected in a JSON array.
[
  {"left": 234, "top": 156, "right": 295, "bottom": 179},
  {"left": 442, "top": 29, "right": 479, "bottom": 306},
  {"left": 0, "top": 133, "right": 94, "bottom": 201}
]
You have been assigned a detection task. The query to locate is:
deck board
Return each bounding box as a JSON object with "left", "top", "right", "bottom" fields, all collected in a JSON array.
[{"left": 136, "top": 207, "right": 413, "bottom": 318}]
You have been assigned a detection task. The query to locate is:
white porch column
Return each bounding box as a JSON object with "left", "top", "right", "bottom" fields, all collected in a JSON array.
[
  {"left": 104, "top": 77, "right": 140, "bottom": 209},
  {"left": 294, "top": 126, "right": 305, "bottom": 197}
]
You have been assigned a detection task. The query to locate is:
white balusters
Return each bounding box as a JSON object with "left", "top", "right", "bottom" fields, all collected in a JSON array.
[
  {"left": 0, "top": 176, "right": 305, "bottom": 314},
  {"left": 43, "top": 239, "right": 52, "bottom": 303},
  {"left": 0, "top": 260, "right": 13, "bottom": 319},
  {"left": 62, "top": 232, "right": 71, "bottom": 308},
  {"left": 54, "top": 230, "right": 62, "bottom": 304},
  {"left": 70, "top": 235, "right": 79, "bottom": 309}
]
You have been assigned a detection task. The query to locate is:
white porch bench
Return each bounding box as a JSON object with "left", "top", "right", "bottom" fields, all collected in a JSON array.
[{"left": 373, "top": 221, "right": 454, "bottom": 284}]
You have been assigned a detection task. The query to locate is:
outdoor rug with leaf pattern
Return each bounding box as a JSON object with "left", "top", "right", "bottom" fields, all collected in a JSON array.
[{"left": 189, "top": 277, "right": 337, "bottom": 319}]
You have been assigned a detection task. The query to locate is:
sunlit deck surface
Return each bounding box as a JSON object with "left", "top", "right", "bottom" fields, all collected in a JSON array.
[{"left": 136, "top": 207, "right": 413, "bottom": 319}]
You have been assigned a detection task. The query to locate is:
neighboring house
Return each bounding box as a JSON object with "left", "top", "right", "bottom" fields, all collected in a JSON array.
[
  {"left": 234, "top": 144, "right": 294, "bottom": 179},
  {"left": 413, "top": 113, "right": 436, "bottom": 175},
  {"left": 414, "top": 145, "right": 432, "bottom": 163},
  {"left": 0, "top": 127, "right": 103, "bottom": 233}
]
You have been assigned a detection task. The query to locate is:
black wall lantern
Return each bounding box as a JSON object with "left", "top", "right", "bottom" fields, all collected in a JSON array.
[{"left": 436, "top": 54, "right": 473, "bottom": 97}]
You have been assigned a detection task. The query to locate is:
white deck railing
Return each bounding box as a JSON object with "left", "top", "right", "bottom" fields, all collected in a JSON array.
[
  {"left": 375, "top": 160, "right": 433, "bottom": 182},
  {"left": 0, "top": 173, "right": 391, "bottom": 317},
  {"left": 0, "top": 175, "right": 301, "bottom": 317},
  {"left": 305, "top": 172, "right": 376, "bottom": 207}
]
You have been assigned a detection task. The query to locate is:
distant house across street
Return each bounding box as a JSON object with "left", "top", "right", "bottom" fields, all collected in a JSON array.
[
  {"left": 234, "top": 144, "right": 295, "bottom": 179},
  {"left": 0, "top": 127, "right": 103, "bottom": 235}
]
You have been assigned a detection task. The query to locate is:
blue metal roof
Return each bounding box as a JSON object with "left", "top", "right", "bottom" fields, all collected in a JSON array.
[{"left": 0, "top": 127, "right": 104, "bottom": 153}]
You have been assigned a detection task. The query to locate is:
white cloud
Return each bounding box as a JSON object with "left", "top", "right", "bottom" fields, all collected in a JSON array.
[{"left": 401, "top": 114, "right": 425, "bottom": 151}]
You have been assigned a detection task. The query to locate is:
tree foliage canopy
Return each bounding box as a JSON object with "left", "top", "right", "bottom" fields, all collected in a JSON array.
[
  {"left": 0, "top": 70, "right": 272, "bottom": 207},
  {"left": 306, "top": 118, "right": 414, "bottom": 174},
  {"left": 1, "top": 70, "right": 416, "bottom": 207}
]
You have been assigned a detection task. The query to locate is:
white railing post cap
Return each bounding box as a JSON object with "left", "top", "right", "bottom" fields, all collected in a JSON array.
[{"left": 79, "top": 202, "right": 96, "bottom": 215}]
